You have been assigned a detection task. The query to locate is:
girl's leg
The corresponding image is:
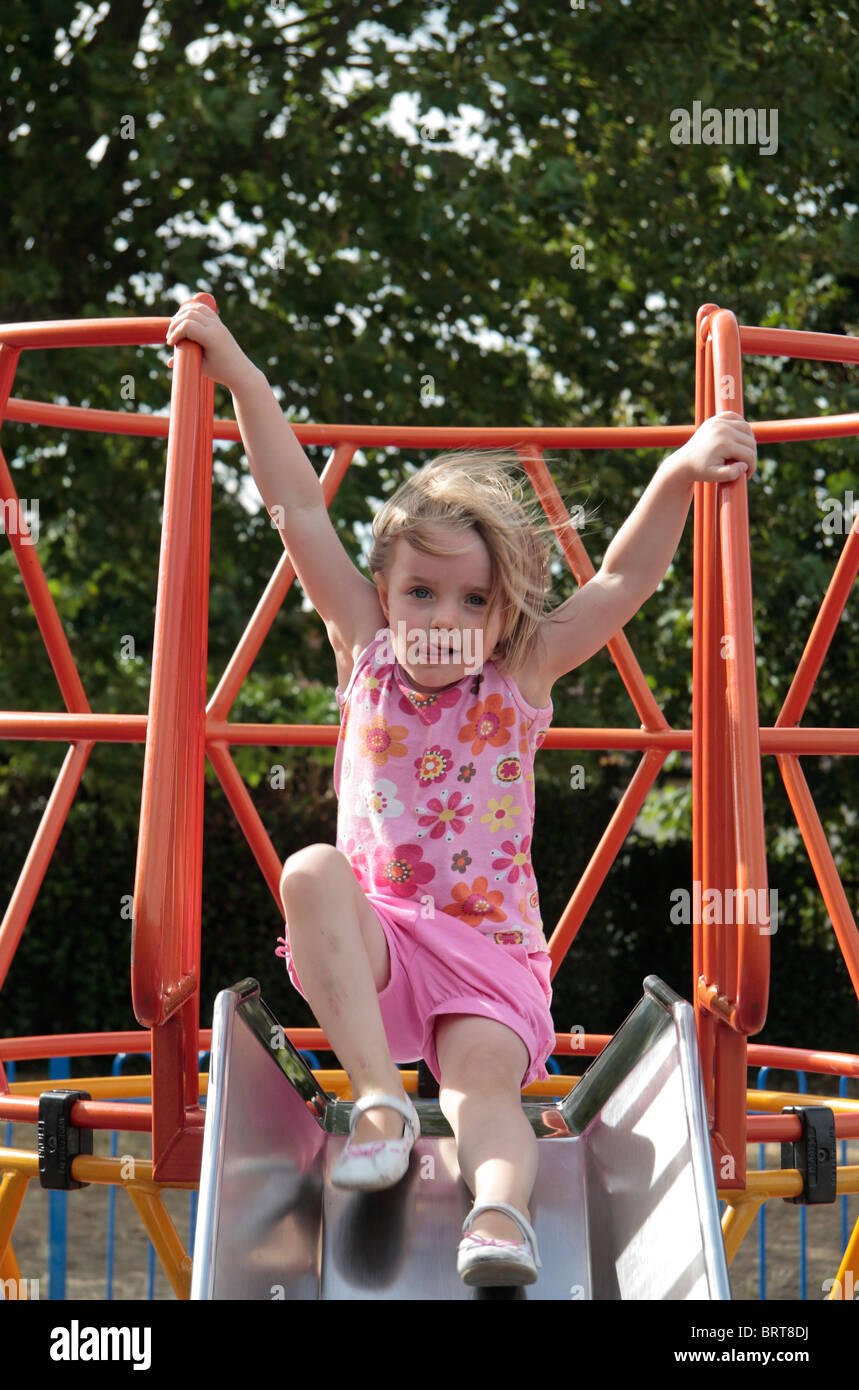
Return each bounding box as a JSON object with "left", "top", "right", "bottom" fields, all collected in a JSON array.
[
  {"left": 435, "top": 1015, "right": 538, "bottom": 1244},
  {"left": 280, "top": 844, "right": 407, "bottom": 1143}
]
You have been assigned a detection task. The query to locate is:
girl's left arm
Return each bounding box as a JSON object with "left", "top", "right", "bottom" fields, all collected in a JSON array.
[{"left": 535, "top": 411, "right": 757, "bottom": 682}]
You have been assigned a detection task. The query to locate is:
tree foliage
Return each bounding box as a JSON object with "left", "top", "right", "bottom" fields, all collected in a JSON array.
[{"left": 1, "top": 0, "right": 857, "bottom": 1049}]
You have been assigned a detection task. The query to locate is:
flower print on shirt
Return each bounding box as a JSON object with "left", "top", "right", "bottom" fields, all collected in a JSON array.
[
  {"left": 517, "top": 890, "right": 543, "bottom": 933},
  {"left": 451, "top": 848, "right": 472, "bottom": 873},
  {"left": 415, "top": 788, "right": 474, "bottom": 842},
  {"left": 359, "top": 715, "right": 409, "bottom": 768},
  {"left": 441, "top": 875, "right": 507, "bottom": 928},
  {"left": 339, "top": 835, "right": 370, "bottom": 888},
  {"left": 480, "top": 794, "right": 523, "bottom": 833},
  {"left": 493, "top": 929, "right": 525, "bottom": 946},
  {"left": 372, "top": 842, "right": 435, "bottom": 899},
  {"left": 396, "top": 683, "right": 463, "bottom": 726},
  {"left": 458, "top": 693, "right": 516, "bottom": 757},
  {"left": 354, "top": 777, "right": 404, "bottom": 823},
  {"left": 491, "top": 833, "right": 534, "bottom": 886},
  {"left": 518, "top": 718, "right": 541, "bottom": 787},
  {"left": 359, "top": 661, "right": 394, "bottom": 710},
  {"left": 414, "top": 745, "right": 453, "bottom": 786},
  {"left": 324, "top": 632, "right": 554, "bottom": 960},
  {"left": 490, "top": 751, "right": 522, "bottom": 787}
]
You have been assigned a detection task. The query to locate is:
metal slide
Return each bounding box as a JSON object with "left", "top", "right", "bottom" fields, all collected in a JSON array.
[{"left": 191, "top": 975, "right": 730, "bottom": 1300}]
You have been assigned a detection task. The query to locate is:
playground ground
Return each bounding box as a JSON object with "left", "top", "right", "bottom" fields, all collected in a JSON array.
[{"left": 4, "top": 1121, "right": 857, "bottom": 1301}]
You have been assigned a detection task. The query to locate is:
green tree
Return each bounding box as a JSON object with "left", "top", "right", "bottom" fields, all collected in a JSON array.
[{"left": 1, "top": 0, "right": 857, "bottom": 1051}]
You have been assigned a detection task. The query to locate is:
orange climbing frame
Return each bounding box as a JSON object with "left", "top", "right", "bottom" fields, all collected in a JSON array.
[{"left": 1, "top": 297, "right": 859, "bottom": 1185}]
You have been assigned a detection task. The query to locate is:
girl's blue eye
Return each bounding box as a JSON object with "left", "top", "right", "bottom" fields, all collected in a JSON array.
[{"left": 408, "top": 588, "right": 485, "bottom": 605}]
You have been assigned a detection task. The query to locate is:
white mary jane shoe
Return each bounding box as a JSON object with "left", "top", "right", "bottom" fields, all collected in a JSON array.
[
  {"left": 330, "top": 1092, "right": 420, "bottom": 1192},
  {"left": 457, "top": 1202, "right": 542, "bottom": 1287}
]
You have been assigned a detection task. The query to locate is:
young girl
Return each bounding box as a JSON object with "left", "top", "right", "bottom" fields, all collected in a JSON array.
[{"left": 166, "top": 300, "right": 757, "bottom": 1287}]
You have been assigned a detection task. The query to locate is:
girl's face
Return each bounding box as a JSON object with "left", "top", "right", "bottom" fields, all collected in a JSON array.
[{"left": 375, "top": 524, "right": 505, "bottom": 693}]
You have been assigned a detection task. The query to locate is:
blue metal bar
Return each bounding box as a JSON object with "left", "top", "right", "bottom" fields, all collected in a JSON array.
[
  {"left": 797, "top": 1072, "right": 808, "bottom": 1300},
  {"left": 3, "top": 1061, "right": 14, "bottom": 1146},
  {"left": 756, "top": 1067, "right": 825, "bottom": 1302},
  {"left": 47, "top": 1056, "right": 69, "bottom": 1300},
  {"left": 105, "top": 1052, "right": 130, "bottom": 1301},
  {"left": 757, "top": 1065, "right": 770, "bottom": 1301},
  {"left": 105, "top": 1052, "right": 155, "bottom": 1299},
  {"left": 839, "top": 1075, "right": 849, "bottom": 1252}
]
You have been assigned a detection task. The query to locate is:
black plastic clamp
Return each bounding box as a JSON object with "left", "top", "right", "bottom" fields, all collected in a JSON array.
[
  {"left": 780, "top": 1105, "right": 836, "bottom": 1205},
  {"left": 37, "top": 1089, "right": 93, "bottom": 1190}
]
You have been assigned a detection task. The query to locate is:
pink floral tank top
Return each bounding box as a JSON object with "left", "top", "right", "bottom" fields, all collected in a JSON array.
[{"left": 334, "top": 631, "right": 553, "bottom": 955}]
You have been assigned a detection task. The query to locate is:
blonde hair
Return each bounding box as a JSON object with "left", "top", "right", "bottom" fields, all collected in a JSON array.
[{"left": 367, "top": 449, "right": 590, "bottom": 674}]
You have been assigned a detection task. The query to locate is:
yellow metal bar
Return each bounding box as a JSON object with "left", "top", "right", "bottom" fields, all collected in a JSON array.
[
  {"left": 523, "top": 1077, "right": 578, "bottom": 1096},
  {"left": 312, "top": 1069, "right": 579, "bottom": 1099},
  {"left": 718, "top": 1167, "right": 859, "bottom": 1265},
  {"left": 11, "top": 1069, "right": 855, "bottom": 1105},
  {"left": 9, "top": 1073, "right": 209, "bottom": 1099},
  {"left": 720, "top": 1168, "right": 803, "bottom": 1202},
  {"left": 124, "top": 1186, "right": 192, "bottom": 1300},
  {"left": 0, "top": 1170, "right": 31, "bottom": 1264},
  {"left": 724, "top": 1165, "right": 859, "bottom": 1198},
  {"left": 2, "top": 1147, "right": 193, "bottom": 1298},
  {"left": 0, "top": 1239, "right": 25, "bottom": 1296},
  {"left": 828, "top": 1212, "right": 859, "bottom": 1301},
  {"left": 721, "top": 1194, "right": 767, "bottom": 1264},
  {"left": 0, "top": 1147, "right": 196, "bottom": 1190},
  {"left": 747, "top": 1088, "right": 859, "bottom": 1113}
]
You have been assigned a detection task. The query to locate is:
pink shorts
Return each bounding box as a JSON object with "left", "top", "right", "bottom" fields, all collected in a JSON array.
[{"left": 279, "top": 889, "right": 556, "bottom": 1089}]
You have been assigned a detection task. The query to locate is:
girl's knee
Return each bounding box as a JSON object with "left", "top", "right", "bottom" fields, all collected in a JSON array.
[
  {"left": 436, "top": 1016, "right": 528, "bottom": 1096},
  {"left": 279, "top": 843, "right": 348, "bottom": 907}
]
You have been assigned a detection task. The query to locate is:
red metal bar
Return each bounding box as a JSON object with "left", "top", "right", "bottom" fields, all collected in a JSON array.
[
  {"left": 748, "top": 1112, "right": 859, "bottom": 1141},
  {"left": 2, "top": 713, "right": 857, "bottom": 753},
  {"left": 0, "top": 1095, "right": 155, "bottom": 1130},
  {"left": 0, "top": 1031, "right": 202, "bottom": 1059},
  {"left": 778, "top": 524, "right": 859, "bottom": 730},
  {"left": 7, "top": 390, "right": 859, "bottom": 448},
  {"left": 208, "top": 442, "right": 356, "bottom": 722},
  {"left": 738, "top": 325, "right": 859, "bottom": 364},
  {"left": 746, "top": 1042, "right": 859, "bottom": 1076},
  {"left": 776, "top": 757, "right": 859, "bottom": 999},
  {"left": 0, "top": 318, "right": 170, "bottom": 349},
  {"left": 710, "top": 307, "right": 770, "bottom": 1035},
  {"left": 517, "top": 444, "right": 671, "bottom": 733},
  {"left": 131, "top": 303, "right": 211, "bottom": 1029},
  {"left": 694, "top": 312, "right": 717, "bottom": 1127},
  {"left": 4, "top": 1029, "right": 855, "bottom": 1074},
  {"left": 0, "top": 743, "right": 94, "bottom": 992},
  {"left": 6, "top": 1092, "right": 857, "bottom": 1142},
  {"left": 206, "top": 742, "right": 286, "bottom": 914},
  {"left": 546, "top": 748, "right": 666, "bottom": 973}
]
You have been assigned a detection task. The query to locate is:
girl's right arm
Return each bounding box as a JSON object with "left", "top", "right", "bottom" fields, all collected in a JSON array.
[{"left": 165, "top": 301, "right": 383, "bottom": 672}]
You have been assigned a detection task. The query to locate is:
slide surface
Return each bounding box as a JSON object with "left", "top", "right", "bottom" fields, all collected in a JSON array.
[{"left": 191, "top": 976, "right": 729, "bottom": 1300}]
